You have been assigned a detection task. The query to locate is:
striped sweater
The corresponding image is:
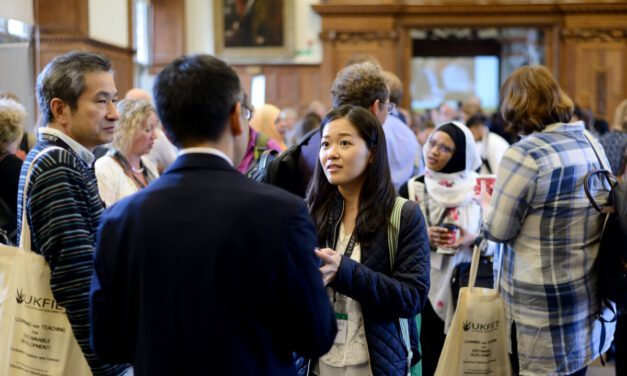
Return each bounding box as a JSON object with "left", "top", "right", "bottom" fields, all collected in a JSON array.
[{"left": 17, "top": 134, "right": 128, "bottom": 376}]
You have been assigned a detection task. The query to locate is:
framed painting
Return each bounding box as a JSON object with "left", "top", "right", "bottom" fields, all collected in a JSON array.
[{"left": 214, "top": 0, "right": 294, "bottom": 62}]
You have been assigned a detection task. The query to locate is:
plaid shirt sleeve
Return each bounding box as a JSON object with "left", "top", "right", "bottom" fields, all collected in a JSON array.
[{"left": 485, "top": 144, "right": 538, "bottom": 242}]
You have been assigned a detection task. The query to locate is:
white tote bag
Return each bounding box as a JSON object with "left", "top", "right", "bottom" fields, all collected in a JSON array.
[
  {"left": 434, "top": 243, "right": 512, "bottom": 376},
  {"left": 0, "top": 147, "right": 92, "bottom": 376}
]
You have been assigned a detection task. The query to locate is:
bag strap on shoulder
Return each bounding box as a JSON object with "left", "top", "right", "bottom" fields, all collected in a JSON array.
[
  {"left": 253, "top": 132, "right": 270, "bottom": 160},
  {"left": 19, "top": 146, "right": 63, "bottom": 252},
  {"left": 387, "top": 196, "right": 413, "bottom": 375},
  {"left": 583, "top": 132, "right": 616, "bottom": 213}
]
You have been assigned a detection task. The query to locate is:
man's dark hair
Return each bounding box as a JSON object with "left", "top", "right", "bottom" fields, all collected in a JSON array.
[
  {"left": 466, "top": 114, "right": 488, "bottom": 129},
  {"left": 153, "top": 54, "right": 241, "bottom": 147},
  {"left": 36, "top": 51, "right": 112, "bottom": 125}
]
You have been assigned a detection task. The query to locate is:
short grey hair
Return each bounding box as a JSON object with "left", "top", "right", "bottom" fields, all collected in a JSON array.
[
  {"left": 36, "top": 51, "right": 113, "bottom": 125},
  {"left": 0, "top": 98, "right": 26, "bottom": 153},
  {"left": 112, "top": 99, "right": 156, "bottom": 153},
  {"left": 331, "top": 62, "right": 389, "bottom": 110}
]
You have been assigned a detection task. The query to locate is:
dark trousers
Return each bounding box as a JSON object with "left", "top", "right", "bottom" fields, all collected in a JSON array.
[
  {"left": 616, "top": 313, "right": 627, "bottom": 376},
  {"left": 421, "top": 301, "right": 447, "bottom": 376},
  {"left": 509, "top": 322, "right": 587, "bottom": 376}
]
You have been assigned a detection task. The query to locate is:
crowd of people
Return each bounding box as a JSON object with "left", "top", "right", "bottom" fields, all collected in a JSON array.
[{"left": 1, "top": 49, "right": 627, "bottom": 376}]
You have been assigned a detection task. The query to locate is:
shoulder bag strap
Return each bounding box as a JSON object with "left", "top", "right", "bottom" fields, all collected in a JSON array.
[
  {"left": 387, "top": 196, "right": 413, "bottom": 375},
  {"left": 19, "top": 146, "right": 64, "bottom": 252},
  {"left": 583, "top": 132, "right": 615, "bottom": 213}
]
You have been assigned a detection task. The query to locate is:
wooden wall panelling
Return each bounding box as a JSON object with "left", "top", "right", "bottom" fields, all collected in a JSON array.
[
  {"left": 35, "top": 0, "right": 88, "bottom": 36},
  {"left": 571, "top": 43, "right": 625, "bottom": 119},
  {"left": 559, "top": 10, "right": 627, "bottom": 119},
  {"left": 151, "top": 0, "right": 185, "bottom": 73},
  {"left": 36, "top": 37, "right": 135, "bottom": 100},
  {"left": 34, "top": 0, "right": 135, "bottom": 108},
  {"left": 398, "top": 27, "right": 413, "bottom": 111},
  {"left": 233, "top": 65, "right": 322, "bottom": 116}
]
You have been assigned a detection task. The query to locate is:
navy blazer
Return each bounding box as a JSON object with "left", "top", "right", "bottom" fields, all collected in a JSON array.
[{"left": 90, "top": 153, "right": 336, "bottom": 375}]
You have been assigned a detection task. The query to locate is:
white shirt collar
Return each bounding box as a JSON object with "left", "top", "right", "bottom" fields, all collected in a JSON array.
[
  {"left": 39, "top": 127, "right": 95, "bottom": 165},
  {"left": 178, "top": 147, "right": 233, "bottom": 166}
]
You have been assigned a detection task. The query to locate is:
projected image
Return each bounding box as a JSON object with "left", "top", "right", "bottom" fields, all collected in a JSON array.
[{"left": 411, "top": 56, "right": 499, "bottom": 113}]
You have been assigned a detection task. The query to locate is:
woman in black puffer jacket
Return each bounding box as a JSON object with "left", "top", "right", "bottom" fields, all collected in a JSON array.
[{"left": 306, "top": 105, "right": 430, "bottom": 376}]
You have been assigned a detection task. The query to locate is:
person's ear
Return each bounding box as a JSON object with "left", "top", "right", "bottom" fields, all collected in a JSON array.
[
  {"left": 369, "top": 99, "right": 381, "bottom": 117},
  {"left": 229, "top": 102, "right": 243, "bottom": 136},
  {"left": 50, "top": 98, "right": 69, "bottom": 125}
]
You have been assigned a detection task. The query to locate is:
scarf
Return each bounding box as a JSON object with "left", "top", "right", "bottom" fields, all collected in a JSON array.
[{"left": 423, "top": 121, "right": 481, "bottom": 207}]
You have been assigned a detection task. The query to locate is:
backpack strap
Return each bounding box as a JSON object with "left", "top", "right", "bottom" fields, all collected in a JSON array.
[
  {"left": 387, "top": 196, "right": 413, "bottom": 375},
  {"left": 253, "top": 132, "right": 270, "bottom": 161}
]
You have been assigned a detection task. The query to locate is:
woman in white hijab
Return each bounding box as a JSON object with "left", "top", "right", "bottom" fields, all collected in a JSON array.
[{"left": 400, "top": 121, "right": 482, "bottom": 376}]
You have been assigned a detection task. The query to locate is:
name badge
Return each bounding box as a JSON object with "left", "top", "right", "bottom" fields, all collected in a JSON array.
[{"left": 334, "top": 313, "right": 348, "bottom": 344}]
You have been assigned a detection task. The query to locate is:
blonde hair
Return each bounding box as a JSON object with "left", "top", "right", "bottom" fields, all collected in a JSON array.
[
  {"left": 500, "top": 65, "right": 573, "bottom": 135},
  {"left": 250, "top": 104, "right": 285, "bottom": 149},
  {"left": 112, "top": 99, "right": 156, "bottom": 153},
  {"left": 0, "top": 98, "right": 26, "bottom": 153},
  {"left": 613, "top": 99, "right": 627, "bottom": 132}
]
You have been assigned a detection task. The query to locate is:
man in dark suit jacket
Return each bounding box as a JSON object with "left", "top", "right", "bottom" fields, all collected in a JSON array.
[{"left": 89, "top": 54, "right": 336, "bottom": 375}]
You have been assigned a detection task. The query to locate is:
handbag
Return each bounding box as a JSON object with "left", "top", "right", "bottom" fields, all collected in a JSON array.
[
  {"left": 434, "top": 243, "right": 512, "bottom": 376},
  {"left": 0, "top": 147, "right": 92, "bottom": 375},
  {"left": 583, "top": 133, "right": 627, "bottom": 311}
]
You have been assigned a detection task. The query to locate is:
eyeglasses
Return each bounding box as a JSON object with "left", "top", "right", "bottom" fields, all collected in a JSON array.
[
  {"left": 428, "top": 139, "right": 455, "bottom": 154},
  {"left": 242, "top": 106, "right": 253, "bottom": 121},
  {"left": 387, "top": 102, "right": 396, "bottom": 115}
]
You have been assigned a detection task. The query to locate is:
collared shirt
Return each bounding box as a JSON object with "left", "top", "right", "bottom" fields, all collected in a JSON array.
[
  {"left": 382, "top": 114, "right": 418, "bottom": 191},
  {"left": 484, "top": 121, "right": 615, "bottom": 375},
  {"left": 178, "top": 146, "right": 233, "bottom": 166},
  {"left": 39, "top": 127, "right": 95, "bottom": 165}
]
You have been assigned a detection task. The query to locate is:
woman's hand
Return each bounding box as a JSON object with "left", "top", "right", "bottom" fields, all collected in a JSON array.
[
  {"left": 315, "top": 248, "right": 342, "bottom": 285},
  {"left": 428, "top": 226, "right": 454, "bottom": 248},
  {"left": 449, "top": 225, "right": 478, "bottom": 250}
]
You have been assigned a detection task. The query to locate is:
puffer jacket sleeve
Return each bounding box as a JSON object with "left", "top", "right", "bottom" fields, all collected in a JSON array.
[{"left": 329, "top": 200, "right": 430, "bottom": 318}]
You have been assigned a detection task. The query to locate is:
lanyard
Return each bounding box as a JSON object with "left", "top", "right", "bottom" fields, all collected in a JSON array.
[{"left": 344, "top": 232, "right": 357, "bottom": 258}]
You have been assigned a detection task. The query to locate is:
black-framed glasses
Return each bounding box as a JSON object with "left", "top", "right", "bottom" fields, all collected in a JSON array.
[
  {"left": 387, "top": 102, "right": 396, "bottom": 115},
  {"left": 428, "top": 139, "right": 455, "bottom": 154}
]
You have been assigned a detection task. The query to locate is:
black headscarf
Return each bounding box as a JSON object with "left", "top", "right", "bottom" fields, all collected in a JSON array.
[{"left": 437, "top": 122, "right": 466, "bottom": 173}]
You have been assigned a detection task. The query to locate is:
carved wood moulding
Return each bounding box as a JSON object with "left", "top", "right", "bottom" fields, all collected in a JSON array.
[
  {"left": 320, "top": 30, "right": 399, "bottom": 43},
  {"left": 38, "top": 36, "right": 136, "bottom": 54},
  {"left": 314, "top": 2, "right": 627, "bottom": 16},
  {"left": 560, "top": 29, "right": 627, "bottom": 42}
]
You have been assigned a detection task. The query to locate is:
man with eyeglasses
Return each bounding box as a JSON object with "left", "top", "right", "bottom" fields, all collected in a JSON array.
[
  {"left": 330, "top": 62, "right": 418, "bottom": 190},
  {"left": 90, "top": 54, "right": 336, "bottom": 375},
  {"left": 236, "top": 94, "right": 283, "bottom": 176}
]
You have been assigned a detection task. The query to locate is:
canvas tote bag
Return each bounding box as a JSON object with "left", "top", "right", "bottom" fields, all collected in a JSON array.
[
  {"left": 0, "top": 147, "right": 92, "bottom": 375},
  {"left": 434, "top": 243, "right": 512, "bottom": 376}
]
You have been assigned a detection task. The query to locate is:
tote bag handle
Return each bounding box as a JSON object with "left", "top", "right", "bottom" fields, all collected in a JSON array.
[
  {"left": 468, "top": 238, "right": 503, "bottom": 293},
  {"left": 18, "top": 147, "right": 63, "bottom": 252}
]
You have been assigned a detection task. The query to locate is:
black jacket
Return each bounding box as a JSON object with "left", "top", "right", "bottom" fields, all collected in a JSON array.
[
  {"left": 91, "top": 154, "right": 337, "bottom": 375},
  {"left": 320, "top": 194, "right": 431, "bottom": 375}
]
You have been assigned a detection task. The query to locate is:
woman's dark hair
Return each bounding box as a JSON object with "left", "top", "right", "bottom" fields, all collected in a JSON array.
[
  {"left": 500, "top": 65, "right": 574, "bottom": 135},
  {"left": 306, "top": 105, "right": 396, "bottom": 246}
]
